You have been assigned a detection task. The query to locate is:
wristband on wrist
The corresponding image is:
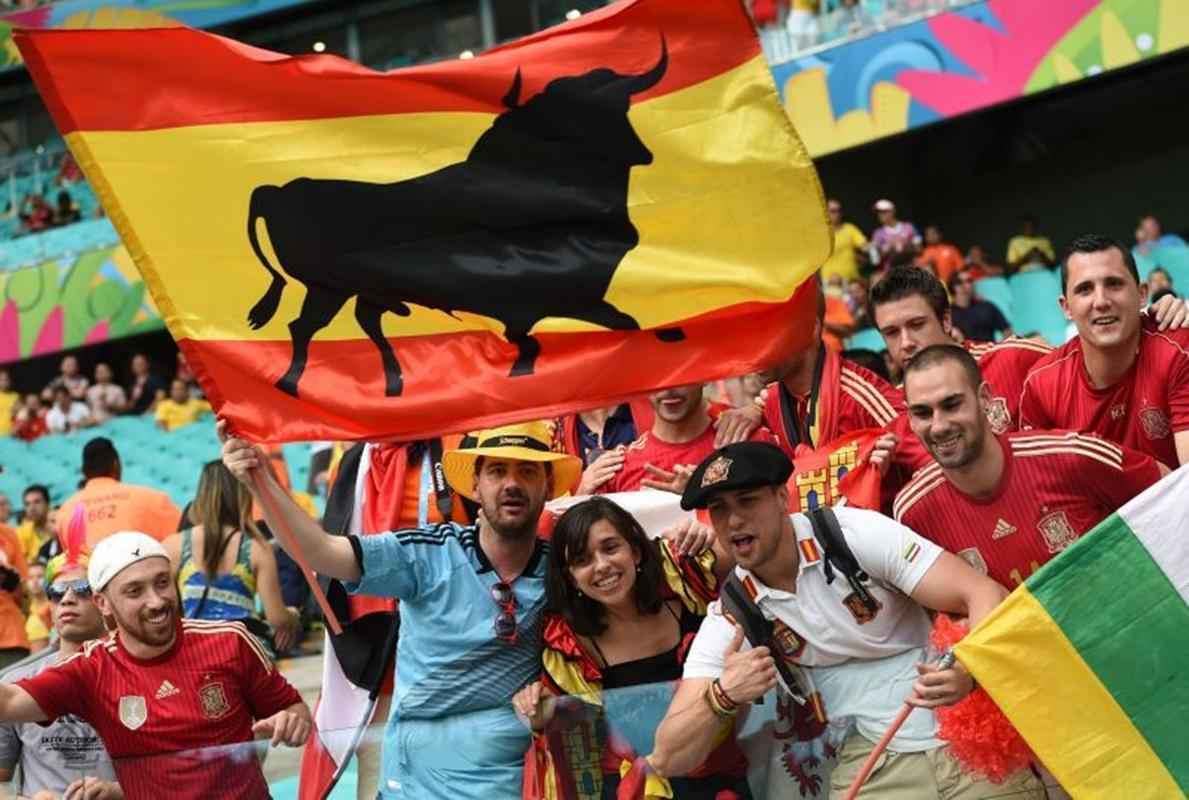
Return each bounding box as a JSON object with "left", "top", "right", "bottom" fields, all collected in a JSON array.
[{"left": 704, "top": 681, "right": 736, "bottom": 719}]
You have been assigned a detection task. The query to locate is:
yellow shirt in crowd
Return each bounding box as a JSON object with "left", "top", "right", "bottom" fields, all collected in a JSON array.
[
  {"left": 16, "top": 521, "right": 52, "bottom": 565},
  {"left": 821, "top": 222, "right": 868, "bottom": 283},
  {"left": 1006, "top": 235, "right": 1055, "bottom": 267},
  {"left": 155, "top": 397, "right": 211, "bottom": 431},
  {"left": 0, "top": 390, "right": 17, "bottom": 435}
]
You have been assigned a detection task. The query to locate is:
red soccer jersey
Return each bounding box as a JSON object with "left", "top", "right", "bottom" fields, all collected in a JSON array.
[
  {"left": 606, "top": 423, "right": 775, "bottom": 493},
  {"left": 893, "top": 431, "right": 1162, "bottom": 587},
  {"left": 17, "top": 620, "right": 301, "bottom": 800},
  {"left": 1019, "top": 324, "right": 1189, "bottom": 469},
  {"left": 892, "top": 337, "right": 1053, "bottom": 473}
]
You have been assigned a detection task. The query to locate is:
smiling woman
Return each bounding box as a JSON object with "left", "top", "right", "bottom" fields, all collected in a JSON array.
[{"left": 519, "top": 496, "right": 748, "bottom": 800}]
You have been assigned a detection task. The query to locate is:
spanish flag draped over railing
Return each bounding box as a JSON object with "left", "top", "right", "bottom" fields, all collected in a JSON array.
[
  {"left": 955, "top": 466, "right": 1189, "bottom": 798},
  {"left": 16, "top": 0, "right": 828, "bottom": 443}
]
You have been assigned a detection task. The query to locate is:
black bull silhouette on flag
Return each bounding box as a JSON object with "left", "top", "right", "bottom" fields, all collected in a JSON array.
[{"left": 245, "top": 42, "right": 685, "bottom": 398}]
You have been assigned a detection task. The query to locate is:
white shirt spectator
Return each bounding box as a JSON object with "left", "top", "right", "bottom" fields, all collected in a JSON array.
[
  {"left": 45, "top": 401, "right": 90, "bottom": 433},
  {"left": 86, "top": 383, "right": 127, "bottom": 423},
  {"left": 684, "top": 506, "right": 944, "bottom": 752}
]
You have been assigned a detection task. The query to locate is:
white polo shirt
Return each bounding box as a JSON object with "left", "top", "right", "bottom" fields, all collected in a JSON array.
[{"left": 684, "top": 505, "right": 945, "bottom": 752}]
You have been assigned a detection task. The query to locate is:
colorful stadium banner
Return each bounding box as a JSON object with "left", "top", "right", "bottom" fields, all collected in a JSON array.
[
  {"left": 772, "top": 0, "right": 1189, "bottom": 157},
  {"left": 16, "top": 0, "right": 829, "bottom": 444},
  {"left": 0, "top": 243, "right": 163, "bottom": 365},
  {"left": 955, "top": 466, "right": 1189, "bottom": 799},
  {"left": 0, "top": 0, "right": 314, "bottom": 71}
]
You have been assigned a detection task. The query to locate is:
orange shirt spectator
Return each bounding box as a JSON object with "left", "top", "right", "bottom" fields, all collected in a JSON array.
[
  {"left": 54, "top": 438, "right": 182, "bottom": 547},
  {"left": 917, "top": 224, "right": 964, "bottom": 285},
  {"left": 0, "top": 524, "right": 29, "bottom": 661},
  {"left": 822, "top": 295, "right": 856, "bottom": 352}
]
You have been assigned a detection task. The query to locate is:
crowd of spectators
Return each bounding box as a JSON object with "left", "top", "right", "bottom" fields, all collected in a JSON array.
[
  {"left": 0, "top": 351, "right": 210, "bottom": 442},
  {"left": 0, "top": 226, "right": 1183, "bottom": 797},
  {"left": 746, "top": 0, "right": 969, "bottom": 53},
  {"left": 820, "top": 198, "right": 1183, "bottom": 348}
]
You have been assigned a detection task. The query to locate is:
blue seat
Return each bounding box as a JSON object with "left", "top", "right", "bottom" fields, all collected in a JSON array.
[
  {"left": 846, "top": 327, "right": 886, "bottom": 352},
  {"left": 973, "top": 277, "right": 1014, "bottom": 325},
  {"left": 1008, "top": 270, "right": 1066, "bottom": 345},
  {"left": 1151, "top": 245, "right": 1189, "bottom": 294}
]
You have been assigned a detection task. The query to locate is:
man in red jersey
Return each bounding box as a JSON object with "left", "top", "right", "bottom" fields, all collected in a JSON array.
[
  {"left": 895, "top": 345, "right": 1164, "bottom": 588},
  {"left": 1020, "top": 234, "right": 1189, "bottom": 469},
  {"left": 715, "top": 285, "right": 902, "bottom": 458},
  {"left": 604, "top": 384, "right": 774, "bottom": 493},
  {"left": 0, "top": 532, "right": 310, "bottom": 800}
]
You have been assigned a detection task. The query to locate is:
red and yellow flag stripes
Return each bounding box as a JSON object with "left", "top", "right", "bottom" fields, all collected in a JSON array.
[{"left": 18, "top": 0, "right": 830, "bottom": 443}]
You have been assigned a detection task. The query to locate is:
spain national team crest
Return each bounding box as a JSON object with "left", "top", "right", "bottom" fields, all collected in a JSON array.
[
  {"left": 772, "top": 619, "right": 806, "bottom": 661},
  {"left": 119, "top": 695, "right": 147, "bottom": 730},
  {"left": 1037, "top": 511, "right": 1078, "bottom": 554},
  {"left": 701, "top": 456, "right": 732, "bottom": 487},
  {"left": 985, "top": 397, "right": 1011, "bottom": 435},
  {"left": 842, "top": 592, "right": 882, "bottom": 625},
  {"left": 1139, "top": 407, "right": 1171, "bottom": 440},
  {"left": 198, "top": 681, "right": 231, "bottom": 720}
]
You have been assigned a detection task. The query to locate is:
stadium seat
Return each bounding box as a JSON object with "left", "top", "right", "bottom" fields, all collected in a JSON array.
[
  {"left": 1008, "top": 270, "right": 1066, "bottom": 345},
  {"left": 973, "top": 277, "right": 1014, "bottom": 325},
  {"left": 846, "top": 327, "right": 886, "bottom": 352},
  {"left": 1151, "top": 245, "right": 1189, "bottom": 294}
]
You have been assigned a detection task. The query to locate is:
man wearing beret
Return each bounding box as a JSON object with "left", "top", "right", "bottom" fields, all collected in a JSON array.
[{"left": 646, "top": 442, "right": 1044, "bottom": 798}]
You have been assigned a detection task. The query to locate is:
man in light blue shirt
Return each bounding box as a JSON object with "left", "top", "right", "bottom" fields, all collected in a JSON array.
[
  {"left": 221, "top": 419, "right": 581, "bottom": 800},
  {"left": 1134, "top": 214, "right": 1186, "bottom": 256}
]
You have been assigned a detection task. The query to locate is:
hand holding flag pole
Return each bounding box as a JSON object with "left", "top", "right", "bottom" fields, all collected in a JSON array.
[
  {"left": 218, "top": 419, "right": 343, "bottom": 635},
  {"left": 843, "top": 651, "right": 956, "bottom": 800}
]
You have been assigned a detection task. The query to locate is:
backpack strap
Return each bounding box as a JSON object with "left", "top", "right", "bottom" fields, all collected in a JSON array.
[
  {"left": 805, "top": 506, "right": 879, "bottom": 615},
  {"left": 719, "top": 572, "right": 806, "bottom": 704}
]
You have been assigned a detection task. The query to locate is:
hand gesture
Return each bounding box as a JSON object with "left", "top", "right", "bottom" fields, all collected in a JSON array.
[
  {"left": 217, "top": 418, "right": 267, "bottom": 487},
  {"left": 907, "top": 659, "right": 974, "bottom": 708},
  {"left": 1147, "top": 293, "right": 1189, "bottom": 331},
  {"left": 63, "top": 778, "right": 124, "bottom": 800},
  {"left": 718, "top": 625, "right": 776, "bottom": 705},
  {"left": 661, "top": 517, "right": 715, "bottom": 557},
  {"left": 640, "top": 462, "right": 694, "bottom": 495},
  {"left": 576, "top": 447, "right": 625, "bottom": 495},
  {"left": 252, "top": 706, "right": 312, "bottom": 747},
  {"left": 512, "top": 680, "right": 554, "bottom": 731},
  {"left": 713, "top": 405, "right": 763, "bottom": 447},
  {"left": 867, "top": 432, "right": 898, "bottom": 477}
]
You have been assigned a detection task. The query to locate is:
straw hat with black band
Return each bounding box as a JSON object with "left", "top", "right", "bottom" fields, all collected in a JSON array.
[{"left": 442, "top": 421, "right": 582, "bottom": 501}]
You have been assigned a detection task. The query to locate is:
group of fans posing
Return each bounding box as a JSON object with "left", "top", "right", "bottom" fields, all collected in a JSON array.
[{"left": 0, "top": 232, "right": 1184, "bottom": 800}]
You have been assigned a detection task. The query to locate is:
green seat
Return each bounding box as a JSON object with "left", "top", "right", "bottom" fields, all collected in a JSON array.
[
  {"left": 1008, "top": 270, "right": 1066, "bottom": 345},
  {"left": 974, "top": 277, "right": 1014, "bottom": 325},
  {"left": 1151, "top": 245, "right": 1189, "bottom": 294},
  {"left": 846, "top": 327, "right": 886, "bottom": 352}
]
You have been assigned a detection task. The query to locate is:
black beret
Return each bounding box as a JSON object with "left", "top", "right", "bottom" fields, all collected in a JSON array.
[{"left": 680, "top": 441, "right": 793, "bottom": 510}]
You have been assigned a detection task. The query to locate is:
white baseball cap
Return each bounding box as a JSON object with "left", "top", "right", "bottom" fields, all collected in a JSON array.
[
  {"left": 874, "top": 199, "right": 895, "bottom": 212},
  {"left": 88, "top": 531, "right": 170, "bottom": 592}
]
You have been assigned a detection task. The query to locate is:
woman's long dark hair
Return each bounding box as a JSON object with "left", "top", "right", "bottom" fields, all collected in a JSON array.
[
  {"left": 546, "top": 496, "right": 666, "bottom": 637},
  {"left": 191, "top": 460, "right": 261, "bottom": 578}
]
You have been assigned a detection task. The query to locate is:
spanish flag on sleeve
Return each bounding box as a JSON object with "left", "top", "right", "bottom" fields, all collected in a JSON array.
[{"left": 17, "top": 0, "right": 829, "bottom": 443}]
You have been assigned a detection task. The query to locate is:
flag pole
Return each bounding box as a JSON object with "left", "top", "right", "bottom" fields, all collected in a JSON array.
[
  {"left": 844, "top": 651, "right": 955, "bottom": 800},
  {"left": 250, "top": 469, "right": 343, "bottom": 635}
]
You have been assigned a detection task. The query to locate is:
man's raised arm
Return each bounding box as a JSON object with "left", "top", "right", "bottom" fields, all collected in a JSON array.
[
  {"left": 219, "top": 419, "right": 360, "bottom": 582},
  {"left": 0, "top": 684, "right": 49, "bottom": 724}
]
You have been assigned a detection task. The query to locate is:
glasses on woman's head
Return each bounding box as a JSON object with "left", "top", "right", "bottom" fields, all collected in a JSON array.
[
  {"left": 491, "top": 581, "right": 518, "bottom": 643},
  {"left": 47, "top": 579, "right": 91, "bottom": 603}
]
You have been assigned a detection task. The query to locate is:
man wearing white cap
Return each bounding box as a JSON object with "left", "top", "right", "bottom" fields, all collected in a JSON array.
[
  {"left": 221, "top": 418, "right": 582, "bottom": 800},
  {"left": 0, "top": 531, "right": 310, "bottom": 800},
  {"left": 870, "top": 199, "right": 922, "bottom": 272}
]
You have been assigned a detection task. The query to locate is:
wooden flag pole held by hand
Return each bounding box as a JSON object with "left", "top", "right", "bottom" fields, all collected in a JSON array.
[
  {"left": 843, "top": 651, "right": 956, "bottom": 800},
  {"left": 249, "top": 469, "right": 343, "bottom": 636}
]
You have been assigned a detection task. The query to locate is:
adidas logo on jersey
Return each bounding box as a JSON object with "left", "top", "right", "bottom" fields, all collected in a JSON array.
[
  {"left": 992, "top": 519, "right": 1017, "bottom": 540},
  {"left": 155, "top": 680, "right": 180, "bottom": 700}
]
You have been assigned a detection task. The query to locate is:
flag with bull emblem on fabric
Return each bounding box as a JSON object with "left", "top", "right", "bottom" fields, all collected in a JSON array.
[{"left": 17, "top": 0, "right": 830, "bottom": 443}]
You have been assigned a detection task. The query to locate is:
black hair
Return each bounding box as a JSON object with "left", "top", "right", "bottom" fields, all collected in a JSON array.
[
  {"left": 546, "top": 496, "right": 666, "bottom": 638},
  {"left": 869, "top": 265, "right": 950, "bottom": 322},
  {"left": 82, "top": 437, "right": 120, "bottom": 479},
  {"left": 1150, "top": 288, "right": 1177, "bottom": 305},
  {"left": 902, "top": 344, "right": 983, "bottom": 396},
  {"left": 842, "top": 348, "right": 891, "bottom": 382},
  {"left": 22, "top": 484, "right": 49, "bottom": 504},
  {"left": 1060, "top": 234, "right": 1140, "bottom": 294}
]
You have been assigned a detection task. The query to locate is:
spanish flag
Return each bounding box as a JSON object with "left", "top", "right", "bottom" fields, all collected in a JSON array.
[
  {"left": 17, "top": 0, "right": 829, "bottom": 443},
  {"left": 956, "top": 467, "right": 1189, "bottom": 798}
]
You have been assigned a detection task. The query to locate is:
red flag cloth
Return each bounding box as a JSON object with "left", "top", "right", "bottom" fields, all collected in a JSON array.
[
  {"left": 16, "top": 0, "right": 828, "bottom": 443},
  {"left": 786, "top": 429, "right": 884, "bottom": 513}
]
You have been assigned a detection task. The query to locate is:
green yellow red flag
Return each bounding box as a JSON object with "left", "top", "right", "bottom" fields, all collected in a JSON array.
[{"left": 16, "top": 0, "right": 829, "bottom": 442}]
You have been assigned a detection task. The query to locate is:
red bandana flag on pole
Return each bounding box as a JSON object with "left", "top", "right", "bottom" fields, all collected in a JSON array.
[{"left": 16, "top": 0, "right": 829, "bottom": 443}]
